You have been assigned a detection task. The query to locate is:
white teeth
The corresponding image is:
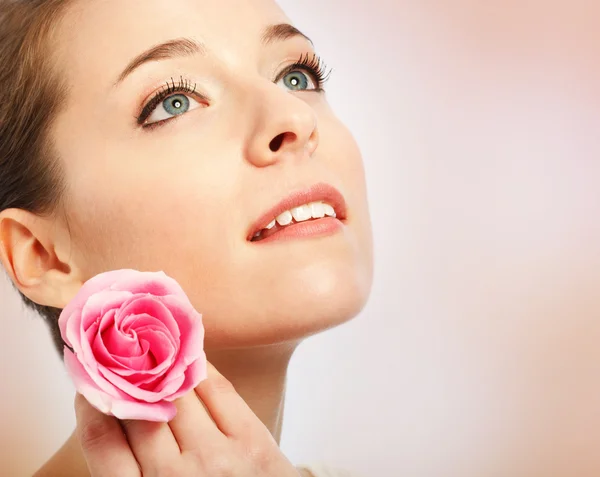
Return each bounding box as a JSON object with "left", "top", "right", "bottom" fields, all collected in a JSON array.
[
  {"left": 291, "top": 205, "right": 312, "bottom": 222},
  {"left": 310, "top": 202, "right": 325, "bottom": 218},
  {"left": 323, "top": 203, "right": 336, "bottom": 217},
  {"left": 275, "top": 210, "right": 293, "bottom": 226},
  {"left": 266, "top": 202, "right": 336, "bottom": 232},
  {"left": 265, "top": 219, "right": 276, "bottom": 230}
]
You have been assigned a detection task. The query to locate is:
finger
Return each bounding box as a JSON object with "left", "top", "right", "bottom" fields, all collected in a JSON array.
[
  {"left": 194, "top": 361, "right": 267, "bottom": 440},
  {"left": 120, "top": 418, "right": 181, "bottom": 474},
  {"left": 74, "top": 393, "right": 141, "bottom": 477},
  {"left": 168, "top": 387, "right": 228, "bottom": 453}
]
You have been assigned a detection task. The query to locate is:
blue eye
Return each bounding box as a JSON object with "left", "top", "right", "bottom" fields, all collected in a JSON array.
[
  {"left": 144, "top": 93, "right": 202, "bottom": 125},
  {"left": 163, "top": 94, "right": 189, "bottom": 115},
  {"left": 278, "top": 70, "right": 317, "bottom": 91},
  {"left": 274, "top": 53, "right": 332, "bottom": 93}
]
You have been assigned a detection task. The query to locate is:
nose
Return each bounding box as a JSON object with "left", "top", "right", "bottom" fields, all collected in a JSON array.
[{"left": 243, "top": 83, "right": 320, "bottom": 168}]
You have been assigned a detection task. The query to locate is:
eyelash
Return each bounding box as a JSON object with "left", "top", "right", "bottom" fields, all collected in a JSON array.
[
  {"left": 275, "top": 52, "right": 333, "bottom": 91},
  {"left": 136, "top": 76, "right": 198, "bottom": 127},
  {"left": 135, "top": 53, "right": 332, "bottom": 128}
]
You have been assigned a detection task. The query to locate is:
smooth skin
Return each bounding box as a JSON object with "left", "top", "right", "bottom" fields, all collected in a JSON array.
[{"left": 0, "top": 0, "right": 373, "bottom": 474}]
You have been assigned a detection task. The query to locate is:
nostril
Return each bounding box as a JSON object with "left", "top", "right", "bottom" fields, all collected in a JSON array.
[{"left": 269, "top": 133, "right": 286, "bottom": 152}]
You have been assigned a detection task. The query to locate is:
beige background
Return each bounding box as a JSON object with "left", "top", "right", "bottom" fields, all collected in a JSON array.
[{"left": 1, "top": 1, "right": 599, "bottom": 476}]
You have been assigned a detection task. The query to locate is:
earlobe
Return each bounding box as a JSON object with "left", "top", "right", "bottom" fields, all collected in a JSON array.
[{"left": 0, "top": 208, "right": 80, "bottom": 309}]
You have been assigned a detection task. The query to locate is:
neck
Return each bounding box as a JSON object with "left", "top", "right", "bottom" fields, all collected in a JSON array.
[
  {"left": 39, "top": 342, "right": 299, "bottom": 476},
  {"left": 204, "top": 341, "right": 298, "bottom": 443}
]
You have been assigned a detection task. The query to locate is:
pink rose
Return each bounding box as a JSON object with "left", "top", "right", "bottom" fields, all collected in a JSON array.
[{"left": 58, "top": 269, "right": 207, "bottom": 422}]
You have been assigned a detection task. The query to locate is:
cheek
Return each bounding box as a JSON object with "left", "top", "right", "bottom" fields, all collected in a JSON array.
[
  {"left": 66, "top": 167, "right": 235, "bottom": 279},
  {"left": 325, "top": 118, "right": 375, "bottom": 289},
  {"left": 320, "top": 113, "right": 370, "bottom": 201},
  {"left": 322, "top": 117, "right": 373, "bottom": 245}
]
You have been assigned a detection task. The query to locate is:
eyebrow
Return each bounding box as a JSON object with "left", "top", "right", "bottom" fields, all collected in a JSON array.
[{"left": 114, "top": 23, "right": 313, "bottom": 86}]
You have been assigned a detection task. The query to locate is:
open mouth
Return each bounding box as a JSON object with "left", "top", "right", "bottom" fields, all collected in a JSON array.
[
  {"left": 247, "top": 183, "right": 348, "bottom": 243},
  {"left": 250, "top": 201, "right": 338, "bottom": 242}
]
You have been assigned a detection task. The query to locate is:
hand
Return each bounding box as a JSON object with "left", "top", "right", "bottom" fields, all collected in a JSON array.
[{"left": 74, "top": 361, "right": 301, "bottom": 477}]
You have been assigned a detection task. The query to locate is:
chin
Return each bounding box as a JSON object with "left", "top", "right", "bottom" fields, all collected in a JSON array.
[
  {"left": 199, "top": 210, "right": 374, "bottom": 349},
  {"left": 202, "top": 256, "right": 373, "bottom": 350},
  {"left": 285, "top": 259, "right": 372, "bottom": 329}
]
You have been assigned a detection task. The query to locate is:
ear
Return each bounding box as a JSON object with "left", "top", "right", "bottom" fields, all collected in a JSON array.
[{"left": 0, "top": 208, "right": 83, "bottom": 309}]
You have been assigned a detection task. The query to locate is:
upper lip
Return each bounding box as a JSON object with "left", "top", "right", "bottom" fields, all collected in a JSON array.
[{"left": 246, "top": 182, "right": 348, "bottom": 240}]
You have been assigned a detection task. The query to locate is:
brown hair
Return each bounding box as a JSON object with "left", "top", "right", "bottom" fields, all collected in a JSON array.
[{"left": 0, "top": 0, "right": 73, "bottom": 357}]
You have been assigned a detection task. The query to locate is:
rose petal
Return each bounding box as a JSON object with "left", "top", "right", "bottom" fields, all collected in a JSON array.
[
  {"left": 80, "top": 314, "right": 131, "bottom": 388},
  {"left": 102, "top": 313, "right": 177, "bottom": 373},
  {"left": 150, "top": 369, "right": 186, "bottom": 396},
  {"left": 165, "top": 352, "right": 208, "bottom": 401},
  {"left": 134, "top": 327, "right": 176, "bottom": 368},
  {"left": 158, "top": 295, "right": 204, "bottom": 367},
  {"left": 64, "top": 347, "right": 118, "bottom": 414},
  {"left": 66, "top": 346, "right": 177, "bottom": 422},
  {"left": 78, "top": 319, "right": 101, "bottom": 375},
  {"left": 97, "top": 364, "right": 184, "bottom": 402},
  {"left": 139, "top": 296, "right": 202, "bottom": 396},
  {"left": 94, "top": 317, "right": 177, "bottom": 385},
  {"left": 92, "top": 309, "right": 138, "bottom": 369},
  {"left": 102, "top": 316, "right": 144, "bottom": 357},
  {"left": 113, "top": 337, "right": 155, "bottom": 370},
  {"left": 59, "top": 270, "right": 136, "bottom": 335},
  {"left": 92, "top": 310, "right": 163, "bottom": 373},
  {"left": 80, "top": 290, "right": 132, "bottom": 332},
  {"left": 101, "top": 330, "right": 176, "bottom": 381},
  {"left": 94, "top": 325, "right": 154, "bottom": 372},
  {"left": 137, "top": 374, "right": 166, "bottom": 390},
  {"left": 117, "top": 314, "right": 177, "bottom": 356},
  {"left": 59, "top": 269, "right": 184, "bottom": 343},
  {"left": 63, "top": 308, "right": 83, "bottom": 352},
  {"left": 109, "top": 398, "right": 177, "bottom": 422},
  {"left": 79, "top": 302, "right": 124, "bottom": 372},
  {"left": 69, "top": 334, "right": 135, "bottom": 401},
  {"left": 116, "top": 295, "right": 181, "bottom": 343}
]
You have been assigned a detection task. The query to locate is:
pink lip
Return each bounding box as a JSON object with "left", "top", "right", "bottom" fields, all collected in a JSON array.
[{"left": 247, "top": 183, "right": 348, "bottom": 242}]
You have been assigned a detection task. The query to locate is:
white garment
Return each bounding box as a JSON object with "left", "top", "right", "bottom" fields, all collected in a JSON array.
[{"left": 297, "top": 462, "right": 362, "bottom": 477}]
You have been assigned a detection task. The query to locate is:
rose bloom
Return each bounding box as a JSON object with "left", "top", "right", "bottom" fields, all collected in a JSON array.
[{"left": 58, "top": 269, "right": 207, "bottom": 422}]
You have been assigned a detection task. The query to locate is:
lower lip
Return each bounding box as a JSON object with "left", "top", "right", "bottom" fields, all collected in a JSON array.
[{"left": 251, "top": 217, "right": 345, "bottom": 244}]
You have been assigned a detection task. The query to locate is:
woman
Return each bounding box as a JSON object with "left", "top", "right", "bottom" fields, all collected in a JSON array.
[{"left": 0, "top": 0, "right": 373, "bottom": 475}]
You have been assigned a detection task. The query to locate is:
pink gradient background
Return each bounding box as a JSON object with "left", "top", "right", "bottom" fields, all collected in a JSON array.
[{"left": 1, "top": 1, "right": 599, "bottom": 475}]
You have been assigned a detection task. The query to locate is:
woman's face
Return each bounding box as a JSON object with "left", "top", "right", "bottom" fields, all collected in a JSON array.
[{"left": 50, "top": 0, "right": 373, "bottom": 349}]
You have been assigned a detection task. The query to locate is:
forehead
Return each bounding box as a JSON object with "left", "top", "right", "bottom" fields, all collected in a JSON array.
[{"left": 55, "top": 0, "right": 291, "bottom": 85}]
